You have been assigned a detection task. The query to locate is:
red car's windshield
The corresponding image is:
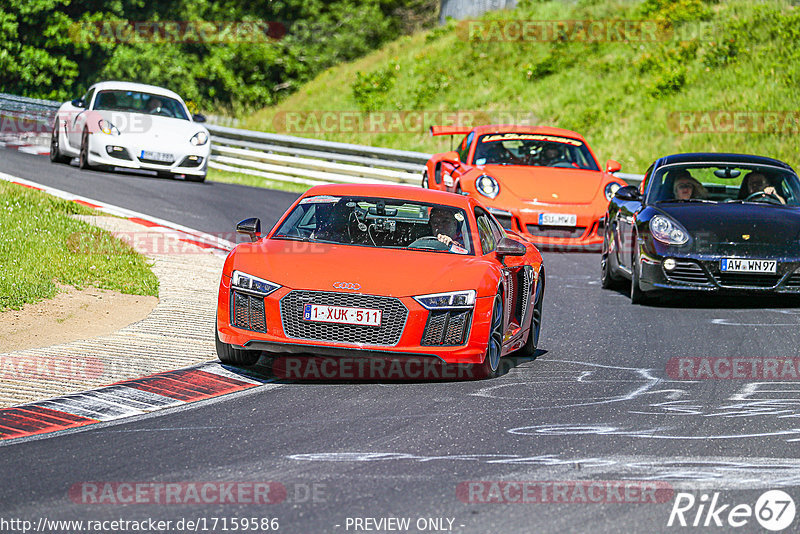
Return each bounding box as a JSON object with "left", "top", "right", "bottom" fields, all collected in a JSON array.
[
  {"left": 473, "top": 133, "right": 599, "bottom": 170},
  {"left": 273, "top": 196, "right": 473, "bottom": 255}
]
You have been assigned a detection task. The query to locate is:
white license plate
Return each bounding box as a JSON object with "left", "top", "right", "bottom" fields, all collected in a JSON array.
[
  {"left": 720, "top": 259, "right": 777, "bottom": 274},
  {"left": 303, "top": 303, "right": 382, "bottom": 326},
  {"left": 539, "top": 213, "right": 577, "bottom": 226},
  {"left": 141, "top": 150, "right": 173, "bottom": 162}
]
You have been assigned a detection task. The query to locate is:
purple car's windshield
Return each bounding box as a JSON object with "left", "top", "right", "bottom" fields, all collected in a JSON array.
[
  {"left": 472, "top": 133, "right": 600, "bottom": 170},
  {"left": 273, "top": 196, "right": 473, "bottom": 254},
  {"left": 648, "top": 164, "right": 800, "bottom": 206}
]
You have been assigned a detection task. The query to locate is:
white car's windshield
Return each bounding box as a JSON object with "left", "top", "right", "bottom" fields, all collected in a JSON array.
[{"left": 93, "top": 90, "right": 189, "bottom": 120}]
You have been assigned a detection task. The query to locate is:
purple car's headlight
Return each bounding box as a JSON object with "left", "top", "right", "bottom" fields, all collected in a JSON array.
[{"left": 650, "top": 215, "right": 689, "bottom": 245}]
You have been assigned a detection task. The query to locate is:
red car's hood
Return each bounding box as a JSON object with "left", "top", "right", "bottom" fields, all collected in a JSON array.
[
  {"left": 481, "top": 165, "right": 603, "bottom": 204},
  {"left": 230, "top": 239, "right": 496, "bottom": 297}
]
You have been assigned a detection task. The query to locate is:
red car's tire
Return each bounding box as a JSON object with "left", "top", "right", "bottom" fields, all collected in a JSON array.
[
  {"left": 472, "top": 292, "right": 504, "bottom": 379},
  {"left": 215, "top": 328, "right": 260, "bottom": 366}
]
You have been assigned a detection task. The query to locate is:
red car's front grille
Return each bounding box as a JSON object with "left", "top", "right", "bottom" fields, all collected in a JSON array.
[
  {"left": 421, "top": 310, "right": 471, "bottom": 346},
  {"left": 280, "top": 291, "right": 408, "bottom": 346},
  {"left": 231, "top": 291, "right": 267, "bottom": 333}
]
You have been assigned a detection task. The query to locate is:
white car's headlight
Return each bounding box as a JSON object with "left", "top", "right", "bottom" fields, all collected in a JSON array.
[
  {"left": 604, "top": 182, "right": 623, "bottom": 201},
  {"left": 650, "top": 214, "right": 689, "bottom": 245},
  {"left": 190, "top": 131, "right": 209, "bottom": 146},
  {"left": 99, "top": 120, "right": 120, "bottom": 136},
  {"left": 231, "top": 271, "right": 281, "bottom": 296},
  {"left": 476, "top": 174, "right": 500, "bottom": 199},
  {"left": 414, "top": 290, "right": 476, "bottom": 310}
]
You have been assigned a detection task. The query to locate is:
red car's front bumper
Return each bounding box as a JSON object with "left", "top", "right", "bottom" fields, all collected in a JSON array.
[{"left": 216, "top": 276, "right": 496, "bottom": 366}]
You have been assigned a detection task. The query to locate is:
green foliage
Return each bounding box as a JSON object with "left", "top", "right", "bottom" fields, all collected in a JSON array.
[
  {"left": 351, "top": 67, "right": 398, "bottom": 112},
  {"left": 0, "top": 0, "right": 437, "bottom": 113},
  {"left": 702, "top": 38, "right": 737, "bottom": 68},
  {"left": 639, "top": 0, "right": 710, "bottom": 22},
  {"left": 242, "top": 0, "right": 800, "bottom": 177},
  {"left": 0, "top": 181, "right": 158, "bottom": 310}
]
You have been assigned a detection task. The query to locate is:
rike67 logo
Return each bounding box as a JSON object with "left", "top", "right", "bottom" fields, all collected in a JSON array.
[{"left": 668, "top": 490, "right": 796, "bottom": 531}]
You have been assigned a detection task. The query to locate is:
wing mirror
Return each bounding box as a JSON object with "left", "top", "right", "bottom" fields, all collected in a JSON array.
[
  {"left": 606, "top": 159, "right": 622, "bottom": 173},
  {"left": 495, "top": 237, "right": 527, "bottom": 257},
  {"left": 236, "top": 217, "right": 261, "bottom": 242},
  {"left": 192, "top": 113, "right": 207, "bottom": 123},
  {"left": 614, "top": 185, "right": 641, "bottom": 201},
  {"left": 442, "top": 151, "right": 460, "bottom": 165},
  {"left": 71, "top": 99, "right": 85, "bottom": 109}
]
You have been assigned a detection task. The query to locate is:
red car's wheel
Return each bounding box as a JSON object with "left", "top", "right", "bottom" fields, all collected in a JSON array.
[
  {"left": 516, "top": 270, "right": 544, "bottom": 357},
  {"left": 473, "top": 292, "right": 503, "bottom": 379},
  {"left": 215, "top": 328, "right": 260, "bottom": 366}
]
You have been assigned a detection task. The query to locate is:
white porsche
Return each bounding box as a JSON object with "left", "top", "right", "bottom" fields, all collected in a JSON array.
[{"left": 50, "top": 81, "right": 210, "bottom": 182}]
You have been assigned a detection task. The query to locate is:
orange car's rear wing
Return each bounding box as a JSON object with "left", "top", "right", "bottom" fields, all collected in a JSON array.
[{"left": 429, "top": 125, "right": 473, "bottom": 137}]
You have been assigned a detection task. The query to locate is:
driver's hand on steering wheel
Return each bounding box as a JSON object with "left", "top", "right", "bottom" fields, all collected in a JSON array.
[
  {"left": 436, "top": 234, "right": 454, "bottom": 246},
  {"left": 764, "top": 186, "right": 786, "bottom": 204}
]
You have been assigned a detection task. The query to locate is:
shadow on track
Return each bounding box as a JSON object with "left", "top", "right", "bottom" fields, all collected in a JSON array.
[{"left": 218, "top": 349, "right": 548, "bottom": 385}]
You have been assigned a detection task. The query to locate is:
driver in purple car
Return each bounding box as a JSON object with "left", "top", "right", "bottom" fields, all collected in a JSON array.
[{"left": 742, "top": 171, "right": 785, "bottom": 204}]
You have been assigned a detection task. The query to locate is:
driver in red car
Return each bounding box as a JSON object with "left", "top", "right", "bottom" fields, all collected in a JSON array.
[{"left": 429, "top": 206, "right": 466, "bottom": 252}]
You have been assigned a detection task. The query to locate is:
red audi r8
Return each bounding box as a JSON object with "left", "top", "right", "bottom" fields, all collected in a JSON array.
[
  {"left": 215, "top": 184, "right": 545, "bottom": 379},
  {"left": 424, "top": 125, "right": 626, "bottom": 250}
]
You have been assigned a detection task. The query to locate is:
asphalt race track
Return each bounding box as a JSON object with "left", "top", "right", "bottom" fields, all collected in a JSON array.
[{"left": 3, "top": 149, "right": 800, "bottom": 533}]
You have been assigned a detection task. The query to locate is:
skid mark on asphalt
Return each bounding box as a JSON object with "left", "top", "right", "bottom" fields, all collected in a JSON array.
[
  {"left": 469, "top": 359, "right": 800, "bottom": 443},
  {"left": 0, "top": 363, "right": 276, "bottom": 442},
  {"left": 286, "top": 452, "right": 800, "bottom": 489}
]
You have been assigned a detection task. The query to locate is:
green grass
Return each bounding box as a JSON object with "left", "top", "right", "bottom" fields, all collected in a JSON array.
[
  {"left": 240, "top": 0, "right": 800, "bottom": 175},
  {"left": 0, "top": 181, "right": 159, "bottom": 311},
  {"left": 207, "top": 167, "right": 311, "bottom": 194}
]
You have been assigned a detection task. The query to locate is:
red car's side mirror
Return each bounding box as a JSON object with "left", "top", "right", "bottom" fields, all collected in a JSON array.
[{"left": 606, "top": 159, "right": 622, "bottom": 173}]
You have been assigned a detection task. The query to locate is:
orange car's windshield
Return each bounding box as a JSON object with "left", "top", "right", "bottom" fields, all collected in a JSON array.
[
  {"left": 273, "top": 196, "right": 474, "bottom": 255},
  {"left": 473, "top": 133, "right": 599, "bottom": 170}
]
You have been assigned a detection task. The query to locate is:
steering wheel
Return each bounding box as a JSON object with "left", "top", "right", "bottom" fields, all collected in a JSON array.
[
  {"left": 408, "top": 236, "right": 449, "bottom": 251},
  {"left": 552, "top": 161, "right": 577, "bottom": 168},
  {"left": 744, "top": 191, "right": 783, "bottom": 205}
]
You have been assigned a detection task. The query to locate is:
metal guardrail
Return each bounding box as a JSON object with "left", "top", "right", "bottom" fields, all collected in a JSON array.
[
  {"left": 205, "top": 124, "right": 429, "bottom": 185},
  {"left": 0, "top": 92, "right": 642, "bottom": 186}
]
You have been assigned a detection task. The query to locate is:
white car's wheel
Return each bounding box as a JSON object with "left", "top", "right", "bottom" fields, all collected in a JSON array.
[{"left": 49, "top": 121, "right": 70, "bottom": 164}]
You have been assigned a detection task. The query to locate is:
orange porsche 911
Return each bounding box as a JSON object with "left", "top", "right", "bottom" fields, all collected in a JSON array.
[
  {"left": 424, "top": 125, "right": 626, "bottom": 250},
  {"left": 215, "top": 184, "right": 544, "bottom": 379}
]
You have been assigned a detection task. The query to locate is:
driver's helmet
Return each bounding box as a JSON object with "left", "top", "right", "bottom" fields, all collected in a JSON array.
[
  {"left": 541, "top": 144, "right": 564, "bottom": 163},
  {"left": 483, "top": 142, "right": 510, "bottom": 163}
]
